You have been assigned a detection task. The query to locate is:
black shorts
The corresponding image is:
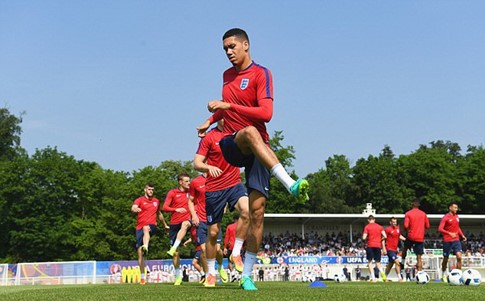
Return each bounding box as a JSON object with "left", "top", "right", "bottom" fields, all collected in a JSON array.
[
  {"left": 366, "top": 247, "right": 382, "bottom": 262},
  {"left": 135, "top": 224, "right": 157, "bottom": 249},
  {"left": 404, "top": 239, "right": 424, "bottom": 255},
  {"left": 220, "top": 134, "right": 270, "bottom": 198},
  {"left": 169, "top": 221, "right": 191, "bottom": 245}
]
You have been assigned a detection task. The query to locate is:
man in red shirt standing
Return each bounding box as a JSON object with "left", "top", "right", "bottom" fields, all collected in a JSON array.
[
  {"left": 401, "top": 199, "right": 430, "bottom": 271},
  {"left": 197, "top": 28, "right": 309, "bottom": 291},
  {"left": 194, "top": 120, "right": 249, "bottom": 288},
  {"left": 131, "top": 183, "right": 169, "bottom": 285},
  {"left": 362, "top": 215, "right": 387, "bottom": 282},
  {"left": 438, "top": 201, "right": 467, "bottom": 282},
  {"left": 163, "top": 173, "right": 192, "bottom": 286},
  {"left": 382, "top": 217, "right": 406, "bottom": 282}
]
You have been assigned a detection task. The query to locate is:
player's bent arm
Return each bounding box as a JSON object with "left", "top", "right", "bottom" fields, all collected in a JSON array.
[
  {"left": 158, "top": 211, "right": 169, "bottom": 229},
  {"left": 228, "top": 98, "right": 273, "bottom": 122},
  {"left": 194, "top": 154, "right": 223, "bottom": 177},
  {"left": 131, "top": 204, "right": 141, "bottom": 213},
  {"left": 188, "top": 195, "right": 199, "bottom": 226},
  {"left": 362, "top": 233, "right": 368, "bottom": 241},
  {"left": 400, "top": 235, "right": 406, "bottom": 241}
]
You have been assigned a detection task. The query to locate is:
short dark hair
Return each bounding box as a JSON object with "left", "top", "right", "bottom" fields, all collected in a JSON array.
[
  {"left": 389, "top": 216, "right": 397, "bottom": 222},
  {"left": 223, "top": 28, "right": 249, "bottom": 44},
  {"left": 411, "top": 198, "right": 420, "bottom": 207},
  {"left": 177, "top": 173, "right": 190, "bottom": 181},
  {"left": 233, "top": 213, "right": 240, "bottom": 221},
  {"left": 368, "top": 215, "right": 375, "bottom": 220},
  {"left": 448, "top": 201, "right": 458, "bottom": 208},
  {"left": 145, "top": 183, "right": 154, "bottom": 188}
]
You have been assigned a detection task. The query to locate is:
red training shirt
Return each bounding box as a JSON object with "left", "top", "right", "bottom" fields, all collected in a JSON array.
[
  {"left": 224, "top": 222, "right": 237, "bottom": 251},
  {"left": 404, "top": 208, "right": 430, "bottom": 242},
  {"left": 385, "top": 225, "right": 401, "bottom": 252},
  {"left": 363, "top": 222, "right": 384, "bottom": 248},
  {"left": 133, "top": 196, "right": 160, "bottom": 230},
  {"left": 217, "top": 61, "right": 273, "bottom": 143},
  {"left": 196, "top": 127, "right": 241, "bottom": 192},
  {"left": 162, "top": 188, "right": 190, "bottom": 225},
  {"left": 438, "top": 213, "right": 464, "bottom": 242},
  {"left": 189, "top": 175, "right": 207, "bottom": 222}
]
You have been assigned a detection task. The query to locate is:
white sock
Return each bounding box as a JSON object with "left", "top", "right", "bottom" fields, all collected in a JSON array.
[
  {"left": 242, "top": 252, "right": 257, "bottom": 277},
  {"left": 175, "top": 268, "right": 181, "bottom": 277},
  {"left": 232, "top": 238, "right": 244, "bottom": 257},
  {"left": 207, "top": 259, "right": 216, "bottom": 275},
  {"left": 200, "top": 271, "right": 205, "bottom": 277},
  {"left": 270, "top": 163, "right": 295, "bottom": 192},
  {"left": 172, "top": 240, "right": 181, "bottom": 249},
  {"left": 141, "top": 273, "right": 145, "bottom": 280}
]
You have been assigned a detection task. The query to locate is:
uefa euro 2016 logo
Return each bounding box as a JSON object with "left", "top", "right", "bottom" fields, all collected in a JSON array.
[{"left": 240, "top": 78, "right": 249, "bottom": 90}]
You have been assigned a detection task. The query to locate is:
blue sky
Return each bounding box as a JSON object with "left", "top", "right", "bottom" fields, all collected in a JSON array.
[{"left": 1, "top": 1, "right": 484, "bottom": 177}]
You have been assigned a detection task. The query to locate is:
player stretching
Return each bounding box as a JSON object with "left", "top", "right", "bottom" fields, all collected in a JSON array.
[
  {"left": 194, "top": 120, "right": 249, "bottom": 288},
  {"left": 438, "top": 201, "right": 467, "bottom": 282},
  {"left": 163, "top": 173, "right": 192, "bottom": 285},
  {"left": 197, "top": 28, "right": 309, "bottom": 290},
  {"left": 401, "top": 199, "right": 430, "bottom": 272},
  {"left": 188, "top": 173, "right": 229, "bottom": 285},
  {"left": 362, "top": 215, "right": 387, "bottom": 282},
  {"left": 383, "top": 217, "right": 406, "bottom": 282},
  {"left": 131, "top": 183, "right": 169, "bottom": 285}
]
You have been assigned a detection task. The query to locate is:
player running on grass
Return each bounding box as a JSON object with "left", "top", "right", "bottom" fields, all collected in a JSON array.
[
  {"left": 131, "top": 183, "right": 169, "bottom": 285},
  {"left": 438, "top": 201, "right": 467, "bottom": 282},
  {"left": 196, "top": 28, "right": 309, "bottom": 290},
  {"left": 383, "top": 217, "right": 406, "bottom": 282},
  {"left": 362, "top": 215, "right": 388, "bottom": 282},
  {"left": 194, "top": 120, "right": 249, "bottom": 288},
  {"left": 163, "top": 173, "right": 192, "bottom": 286},
  {"left": 188, "top": 173, "right": 229, "bottom": 285}
]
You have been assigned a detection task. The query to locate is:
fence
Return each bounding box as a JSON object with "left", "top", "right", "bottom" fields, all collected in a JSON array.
[{"left": 2, "top": 255, "right": 484, "bottom": 286}]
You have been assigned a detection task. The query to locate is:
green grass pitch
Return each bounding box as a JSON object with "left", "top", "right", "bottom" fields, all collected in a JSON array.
[{"left": 1, "top": 281, "right": 484, "bottom": 301}]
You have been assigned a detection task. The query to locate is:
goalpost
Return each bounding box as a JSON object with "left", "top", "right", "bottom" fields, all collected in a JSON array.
[{"left": 14, "top": 261, "right": 96, "bottom": 285}]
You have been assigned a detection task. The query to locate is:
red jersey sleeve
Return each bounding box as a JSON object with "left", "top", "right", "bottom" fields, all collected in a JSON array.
[{"left": 162, "top": 190, "right": 176, "bottom": 212}]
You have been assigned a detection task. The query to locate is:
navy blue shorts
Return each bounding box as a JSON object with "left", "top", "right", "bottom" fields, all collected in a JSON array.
[
  {"left": 197, "top": 222, "right": 208, "bottom": 246},
  {"left": 169, "top": 221, "right": 191, "bottom": 246},
  {"left": 206, "top": 183, "right": 247, "bottom": 225},
  {"left": 220, "top": 134, "right": 270, "bottom": 198},
  {"left": 443, "top": 240, "right": 462, "bottom": 257},
  {"left": 404, "top": 239, "right": 424, "bottom": 255},
  {"left": 135, "top": 224, "right": 157, "bottom": 249},
  {"left": 366, "top": 247, "right": 381, "bottom": 262},
  {"left": 194, "top": 249, "right": 202, "bottom": 261},
  {"left": 387, "top": 250, "right": 399, "bottom": 263}
]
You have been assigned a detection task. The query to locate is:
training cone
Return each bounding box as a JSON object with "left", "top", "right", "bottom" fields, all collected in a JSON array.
[{"left": 309, "top": 281, "right": 327, "bottom": 288}]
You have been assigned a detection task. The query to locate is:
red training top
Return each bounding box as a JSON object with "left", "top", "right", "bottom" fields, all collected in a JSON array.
[
  {"left": 196, "top": 127, "right": 241, "bottom": 192},
  {"left": 162, "top": 188, "right": 190, "bottom": 225},
  {"left": 363, "top": 222, "right": 384, "bottom": 248},
  {"left": 189, "top": 175, "right": 207, "bottom": 222},
  {"left": 133, "top": 196, "right": 160, "bottom": 230},
  {"left": 385, "top": 225, "right": 401, "bottom": 252},
  {"left": 438, "top": 213, "right": 464, "bottom": 242},
  {"left": 224, "top": 222, "right": 237, "bottom": 251},
  {"left": 404, "top": 208, "right": 430, "bottom": 242},
  {"left": 211, "top": 61, "right": 273, "bottom": 144}
]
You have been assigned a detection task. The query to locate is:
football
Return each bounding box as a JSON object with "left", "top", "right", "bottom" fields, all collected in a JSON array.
[
  {"left": 415, "top": 271, "right": 430, "bottom": 284},
  {"left": 447, "top": 269, "right": 463, "bottom": 286},
  {"left": 333, "top": 273, "right": 347, "bottom": 283},
  {"left": 462, "top": 269, "right": 481, "bottom": 286}
]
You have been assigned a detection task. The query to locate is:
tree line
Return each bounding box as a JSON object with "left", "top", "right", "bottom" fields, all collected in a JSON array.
[{"left": 1, "top": 107, "right": 484, "bottom": 262}]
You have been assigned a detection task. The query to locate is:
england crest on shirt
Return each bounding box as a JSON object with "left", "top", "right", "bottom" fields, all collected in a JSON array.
[{"left": 240, "top": 78, "right": 250, "bottom": 90}]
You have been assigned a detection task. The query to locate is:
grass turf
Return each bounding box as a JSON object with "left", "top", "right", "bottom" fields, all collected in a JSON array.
[{"left": 1, "top": 280, "right": 484, "bottom": 301}]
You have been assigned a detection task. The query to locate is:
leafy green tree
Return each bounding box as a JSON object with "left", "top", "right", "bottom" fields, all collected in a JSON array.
[
  {"left": 456, "top": 145, "right": 485, "bottom": 213},
  {"left": 266, "top": 131, "right": 302, "bottom": 213},
  {"left": 398, "top": 141, "right": 460, "bottom": 213},
  {"left": 0, "top": 107, "right": 23, "bottom": 161},
  {"left": 352, "top": 146, "right": 413, "bottom": 214}
]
